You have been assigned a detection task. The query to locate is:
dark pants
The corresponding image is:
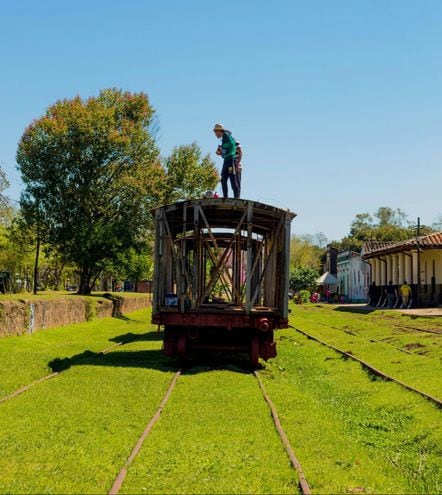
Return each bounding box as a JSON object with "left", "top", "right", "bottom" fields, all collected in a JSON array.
[
  {"left": 235, "top": 162, "right": 242, "bottom": 196},
  {"left": 221, "top": 157, "right": 240, "bottom": 198},
  {"left": 387, "top": 293, "right": 395, "bottom": 308}
]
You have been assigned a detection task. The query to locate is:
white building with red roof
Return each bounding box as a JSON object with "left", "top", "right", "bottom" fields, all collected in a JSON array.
[{"left": 362, "top": 232, "right": 442, "bottom": 307}]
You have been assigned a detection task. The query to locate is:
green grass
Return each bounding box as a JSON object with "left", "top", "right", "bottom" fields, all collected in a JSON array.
[
  {"left": 0, "top": 291, "right": 150, "bottom": 302},
  {"left": 0, "top": 308, "right": 151, "bottom": 398},
  {"left": 0, "top": 290, "right": 73, "bottom": 301},
  {"left": 290, "top": 303, "right": 442, "bottom": 398},
  {"left": 121, "top": 368, "right": 298, "bottom": 494},
  {"left": 0, "top": 339, "right": 176, "bottom": 494},
  {"left": 261, "top": 330, "right": 442, "bottom": 494},
  {"left": 0, "top": 303, "right": 441, "bottom": 494}
]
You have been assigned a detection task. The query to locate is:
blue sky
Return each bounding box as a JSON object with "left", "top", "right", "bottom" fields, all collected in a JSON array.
[{"left": 1, "top": 0, "right": 441, "bottom": 240}]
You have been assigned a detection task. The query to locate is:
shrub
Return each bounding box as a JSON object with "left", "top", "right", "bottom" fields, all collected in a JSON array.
[
  {"left": 85, "top": 298, "right": 96, "bottom": 321},
  {"left": 289, "top": 266, "right": 319, "bottom": 292},
  {"left": 298, "top": 290, "right": 311, "bottom": 304}
]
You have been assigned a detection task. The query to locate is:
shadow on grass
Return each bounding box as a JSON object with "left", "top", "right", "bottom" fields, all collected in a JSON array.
[
  {"left": 48, "top": 330, "right": 254, "bottom": 375},
  {"left": 333, "top": 304, "right": 379, "bottom": 315},
  {"left": 49, "top": 349, "right": 177, "bottom": 373},
  {"left": 108, "top": 330, "right": 163, "bottom": 344},
  {"left": 182, "top": 353, "right": 255, "bottom": 374}
]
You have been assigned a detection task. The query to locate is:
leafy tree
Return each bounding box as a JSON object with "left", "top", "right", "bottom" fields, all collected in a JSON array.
[
  {"left": 17, "top": 89, "right": 164, "bottom": 295},
  {"left": 101, "top": 245, "right": 154, "bottom": 284},
  {"left": 0, "top": 216, "right": 35, "bottom": 292},
  {"left": 0, "top": 165, "right": 12, "bottom": 225},
  {"left": 432, "top": 215, "right": 442, "bottom": 231},
  {"left": 374, "top": 207, "right": 408, "bottom": 227},
  {"left": 163, "top": 143, "right": 219, "bottom": 203},
  {"left": 336, "top": 207, "right": 421, "bottom": 252},
  {"left": 290, "top": 234, "right": 325, "bottom": 271},
  {"left": 289, "top": 266, "right": 319, "bottom": 292}
]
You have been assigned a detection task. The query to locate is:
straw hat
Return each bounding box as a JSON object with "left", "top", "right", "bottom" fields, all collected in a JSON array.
[{"left": 212, "top": 123, "right": 225, "bottom": 132}]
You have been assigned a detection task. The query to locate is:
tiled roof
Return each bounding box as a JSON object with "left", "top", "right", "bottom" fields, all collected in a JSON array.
[
  {"left": 415, "top": 231, "right": 442, "bottom": 248},
  {"left": 362, "top": 241, "right": 397, "bottom": 254},
  {"left": 362, "top": 232, "right": 442, "bottom": 258}
]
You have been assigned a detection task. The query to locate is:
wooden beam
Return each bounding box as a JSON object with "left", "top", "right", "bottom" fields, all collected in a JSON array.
[
  {"left": 251, "top": 217, "right": 285, "bottom": 307},
  {"left": 245, "top": 202, "right": 253, "bottom": 312}
]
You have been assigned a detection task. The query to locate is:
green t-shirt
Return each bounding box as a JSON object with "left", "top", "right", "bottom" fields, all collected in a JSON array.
[{"left": 221, "top": 131, "right": 236, "bottom": 159}]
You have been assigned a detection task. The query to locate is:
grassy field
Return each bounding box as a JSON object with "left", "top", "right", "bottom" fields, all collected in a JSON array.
[
  {"left": 0, "top": 291, "right": 150, "bottom": 302},
  {"left": 0, "top": 309, "right": 151, "bottom": 398},
  {"left": 0, "top": 303, "right": 440, "bottom": 493},
  {"left": 0, "top": 339, "right": 176, "bottom": 494},
  {"left": 121, "top": 369, "right": 297, "bottom": 494},
  {"left": 262, "top": 331, "right": 441, "bottom": 493},
  {"left": 290, "top": 303, "right": 442, "bottom": 398}
]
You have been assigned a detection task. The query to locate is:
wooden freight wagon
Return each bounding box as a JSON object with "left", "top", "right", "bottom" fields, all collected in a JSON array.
[{"left": 152, "top": 198, "right": 296, "bottom": 366}]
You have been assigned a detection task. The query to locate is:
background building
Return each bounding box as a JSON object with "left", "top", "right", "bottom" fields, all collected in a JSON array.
[
  {"left": 362, "top": 232, "right": 442, "bottom": 307},
  {"left": 337, "top": 251, "right": 371, "bottom": 303}
]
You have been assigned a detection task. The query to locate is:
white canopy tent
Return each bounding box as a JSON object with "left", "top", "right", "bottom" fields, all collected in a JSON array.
[{"left": 316, "top": 272, "right": 339, "bottom": 286}]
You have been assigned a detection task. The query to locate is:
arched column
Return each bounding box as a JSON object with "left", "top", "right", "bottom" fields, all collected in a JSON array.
[
  {"left": 369, "top": 260, "right": 375, "bottom": 284},
  {"left": 411, "top": 250, "right": 418, "bottom": 284},
  {"left": 392, "top": 254, "right": 398, "bottom": 285},
  {"left": 405, "top": 253, "right": 412, "bottom": 284},
  {"left": 398, "top": 253, "right": 405, "bottom": 285},
  {"left": 380, "top": 259, "right": 387, "bottom": 286},
  {"left": 386, "top": 255, "right": 392, "bottom": 283},
  {"left": 376, "top": 258, "right": 382, "bottom": 286},
  {"left": 371, "top": 259, "right": 377, "bottom": 284}
]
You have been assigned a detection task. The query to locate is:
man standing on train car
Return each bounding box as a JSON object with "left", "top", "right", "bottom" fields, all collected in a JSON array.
[{"left": 213, "top": 123, "right": 240, "bottom": 199}]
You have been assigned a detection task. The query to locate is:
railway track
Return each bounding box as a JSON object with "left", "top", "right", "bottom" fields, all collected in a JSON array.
[
  {"left": 395, "top": 324, "right": 442, "bottom": 336},
  {"left": 290, "top": 325, "right": 442, "bottom": 409},
  {"left": 341, "top": 313, "right": 442, "bottom": 336},
  {"left": 296, "top": 305, "right": 442, "bottom": 336},
  {"left": 314, "top": 321, "right": 417, "bottom": 356},
  {"left": 108, "top": 367, "right": 311, "bottom": 495},
  {"left": 0, "top": 333, "right": 147, "bottom": 405}
]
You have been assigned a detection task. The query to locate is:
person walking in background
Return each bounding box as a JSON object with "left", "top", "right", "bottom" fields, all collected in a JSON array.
[
  {"left": 368, "top": 281, "right": 377, "bottom": 306},
  {"left": 400, "top": 280, "right": 412, "bottom": 308},
  {"left": 385, "top": 280, "right": 397, "bottom": 308},
  {"left": 213, "top": 123, "right": 240, "bottom": 199},
  {"left": 325, "top": 288, "right": 331, "bottom": 303}
]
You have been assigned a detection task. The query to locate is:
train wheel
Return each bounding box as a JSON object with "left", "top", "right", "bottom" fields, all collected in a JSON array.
[
  {"left": 250, "top": 334, "right": 259, "bottom": 368},
  {"left": 177, "top": 331, "right": 187, "bottom": 360}
]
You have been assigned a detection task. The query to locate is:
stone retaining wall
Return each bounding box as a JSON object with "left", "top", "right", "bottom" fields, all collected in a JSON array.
[{"left": 0, "top": 295, "right": 150, "bottom": 338}]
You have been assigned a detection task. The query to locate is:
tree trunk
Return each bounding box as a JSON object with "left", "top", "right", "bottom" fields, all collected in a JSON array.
[
  {"left": 78, "top": 266, "right": 92, "bottom": 295},
  {"left": 33, "top": 237, "right": 40, "bottom": 295},
  {"left": 91, "top": 271, "right": 101, "bottom": 292},
  {"left": 54, "top": 263, "right": 65, "bottom": 290}
]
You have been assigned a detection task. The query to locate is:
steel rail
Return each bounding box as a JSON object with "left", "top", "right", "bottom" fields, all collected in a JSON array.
[
  {"left": 108, "top": 370, "right": 182, "bottom": 495},
  {"left": 296, "top": 305, "right": 442, "bottom": 336},
  {"left": 290, "top": 325, "right": 442, "bottom": 409},
  {"left": 109, "top": 366, "right": 311, "bottom": 494},
  {"left": 0, "top": 333, "right": 145, "bottom": 405},
  {"left": 395, "top": 324, "right": 442, "bottom": 336},
  {"left": 254, "top": 370, "right": 311, "bottom": 495},
  {"left": 315, "top": 321, "right": 416, "bottom": 356}
]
